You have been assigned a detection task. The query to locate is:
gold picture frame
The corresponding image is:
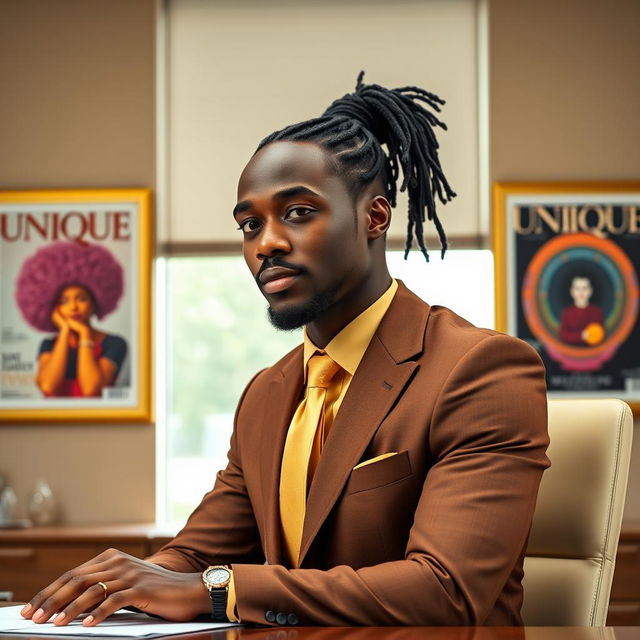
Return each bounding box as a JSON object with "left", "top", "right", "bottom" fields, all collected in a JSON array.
[
  {"left": 0, "top": 188, "right": 153, "bottom": 423},
  {"left": 493, "top": 182, "right": 640, "bottom": 412}
]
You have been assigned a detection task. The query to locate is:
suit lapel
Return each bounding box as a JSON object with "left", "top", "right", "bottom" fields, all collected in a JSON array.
[
  {"left": 259, "top": 347, "right": 303, "bottom": 564},
  {"left": 299, "top": 283, "right": 431, "bottom": 565}
]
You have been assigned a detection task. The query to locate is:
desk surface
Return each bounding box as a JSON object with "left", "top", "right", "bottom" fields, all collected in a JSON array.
[
  {"left": 1, "top": 605, "right": 639, "bottom": 640},
  {"left": 0, "top": 626, "right": 639, "bottom": 640}
]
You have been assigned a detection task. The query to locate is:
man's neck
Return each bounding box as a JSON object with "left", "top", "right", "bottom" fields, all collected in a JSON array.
[{"left": 305, "top": 271, "right": 393, "bottom": 349}]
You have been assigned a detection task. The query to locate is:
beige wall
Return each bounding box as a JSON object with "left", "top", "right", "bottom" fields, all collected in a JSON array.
[
  {"left": 489, "top": 0, "right": 640, "bottom": 183},
  {"left": 489, "top": 0, "right": 640, "bottom": 519},
  {"left": 0, "top": 0, "right": 156, "bottom": 523},
  {"left": 1, "top": 0, "right": 638, "bottom": 525}
]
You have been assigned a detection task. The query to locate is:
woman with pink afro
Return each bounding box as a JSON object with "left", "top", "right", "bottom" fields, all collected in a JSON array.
[{"left": 16, "top": 241, "right": 128, "bottom": 398}]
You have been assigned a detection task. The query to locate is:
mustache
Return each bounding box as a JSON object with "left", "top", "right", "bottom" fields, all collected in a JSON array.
[{"left": 255, "top": 257, "right": 308, "bottom": 284}]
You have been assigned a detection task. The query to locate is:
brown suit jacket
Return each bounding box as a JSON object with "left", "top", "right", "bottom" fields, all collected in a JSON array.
[{"left": 148, "top": 282, "right": 549, "bottom": 626}]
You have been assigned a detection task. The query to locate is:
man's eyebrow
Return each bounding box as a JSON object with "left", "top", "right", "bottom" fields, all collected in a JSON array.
[
  {"left": 273, "top": 185, "right": 322, "bottom": 200},
  {"left": 233, "top": 186, "right": 322, "bottom": 217},
  {"left": 233, "top": 201, "right": 252, "bottom": 217}
]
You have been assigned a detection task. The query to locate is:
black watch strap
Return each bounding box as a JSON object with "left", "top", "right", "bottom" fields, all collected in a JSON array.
[{"left": 210, "top": 588, "right": 228, "bottom": 622}]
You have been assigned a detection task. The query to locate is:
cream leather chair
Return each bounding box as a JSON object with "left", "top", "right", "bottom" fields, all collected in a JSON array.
[{"left": 522, "top": 398, "right": 633, "bottom": 626}]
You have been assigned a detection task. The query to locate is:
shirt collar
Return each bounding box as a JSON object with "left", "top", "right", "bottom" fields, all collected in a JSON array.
[{"left": 303, "top": 279, "right": 398, "bottom": 380}]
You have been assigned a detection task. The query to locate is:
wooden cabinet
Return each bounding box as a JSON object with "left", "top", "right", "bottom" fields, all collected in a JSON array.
[
  {"left": 608, "top": 520, "right": 640, "bottom": 625},
  {"left": 0, "top": 523, "right": 174, "bottom": 602}
]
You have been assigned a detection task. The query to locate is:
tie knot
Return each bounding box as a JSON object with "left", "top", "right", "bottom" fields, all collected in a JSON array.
[{"left": 307, "top": 353, "right": 340, "bottom": 389}]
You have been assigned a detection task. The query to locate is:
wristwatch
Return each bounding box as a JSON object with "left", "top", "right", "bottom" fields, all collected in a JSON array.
[{"left": 202, "top": 565, "right": 231, "bottom": 621}]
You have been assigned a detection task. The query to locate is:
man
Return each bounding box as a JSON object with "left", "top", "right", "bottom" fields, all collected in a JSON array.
[
  {"left": 559, "top": 275, "right": 605, "bottom": 345},
  {"left": 21, "top": 74, "right": 549, "bottom": 627}
]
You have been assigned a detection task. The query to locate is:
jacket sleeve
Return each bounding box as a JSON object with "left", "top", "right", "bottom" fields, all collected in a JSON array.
[
  {"left": 146, "top": 371, "right": 267, "bottom": 572},
  {"left": 232, "top": 334, "right": 550, "bottom": 625}
]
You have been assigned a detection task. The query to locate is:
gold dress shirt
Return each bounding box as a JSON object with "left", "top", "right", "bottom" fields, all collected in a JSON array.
[{"left": 301, "top": 278, "right": 399, "bottom": 469}]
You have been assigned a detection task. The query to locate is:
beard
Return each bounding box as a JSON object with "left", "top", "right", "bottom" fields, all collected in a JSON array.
[{"left": 267, "top": 285, "right": 340, "bottom": 331}]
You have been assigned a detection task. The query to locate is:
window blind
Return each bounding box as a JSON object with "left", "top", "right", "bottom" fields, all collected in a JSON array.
[{"left": 163, "top": 0, "right": 480, "bottom": 251}]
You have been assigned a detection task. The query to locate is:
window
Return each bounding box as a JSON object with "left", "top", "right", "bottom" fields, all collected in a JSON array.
[{"left": 159, "top": 250, "right": 494, "bottom": 524}]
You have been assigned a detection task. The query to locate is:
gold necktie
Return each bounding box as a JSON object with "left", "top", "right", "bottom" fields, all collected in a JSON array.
[{"left": 279, "top": 353, "right": 340, "bottom": 567}]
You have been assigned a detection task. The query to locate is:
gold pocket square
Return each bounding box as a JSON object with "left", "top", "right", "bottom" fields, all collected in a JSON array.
[{"left": 353, "top": 452, "right": 398, "bottom": 470}]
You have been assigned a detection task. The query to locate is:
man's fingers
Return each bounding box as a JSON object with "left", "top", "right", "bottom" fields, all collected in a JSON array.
[
  {"left": 29, "top": 568, "right": 116, "bottom": 623},
  {"left": 54, "top": 581, "right": 126, "bottom": 626},
  {"left": 82, "top": 588, "right": 138, "bottom": 627},
  {"left": 22, "top": 551, "right": 166, "bottom": 627},
  {"left": 24, "top": 572, "right": 80, "bottom": 622},
  {"left": 31, "top": 573, "right": 101, "bottom": 623},
  {"left": 74, "top": 549, "right": 117, "bottom": 570},
  {"left": 22, "top": 552, "right": 120, "bottom": 620}
]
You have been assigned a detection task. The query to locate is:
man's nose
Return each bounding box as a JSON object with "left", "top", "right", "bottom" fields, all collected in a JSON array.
[{"left": 256, "top": 220, "right": 291, "bottom": 259}]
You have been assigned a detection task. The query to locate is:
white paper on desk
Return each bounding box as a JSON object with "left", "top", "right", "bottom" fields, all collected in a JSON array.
[{"left": 0, "top": 606, "right": 239, "bottom": 637}]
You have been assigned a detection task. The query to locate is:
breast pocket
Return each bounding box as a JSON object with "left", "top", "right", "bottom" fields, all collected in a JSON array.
[{"left": 347, "top": 449, "right": 412, "bottom": 495}]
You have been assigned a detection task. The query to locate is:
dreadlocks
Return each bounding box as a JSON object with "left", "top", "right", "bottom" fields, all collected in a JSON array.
[{"left": 257, "top": 71, "right": 456, "bottom": 260}]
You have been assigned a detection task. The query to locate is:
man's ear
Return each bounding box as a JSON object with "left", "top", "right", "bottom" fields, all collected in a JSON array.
[{"left": 367, "top": 195, "right": 392, "bottom": 240}]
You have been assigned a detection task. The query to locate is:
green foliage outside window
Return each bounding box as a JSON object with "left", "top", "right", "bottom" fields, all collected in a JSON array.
[{"left": 167, "top": 257, "right": 301, "bottom": 457}]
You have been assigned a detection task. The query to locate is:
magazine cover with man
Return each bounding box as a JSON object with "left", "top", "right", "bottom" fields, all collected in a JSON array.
[{"left": 498, "top": 187, "right": 640, "bottom": 407}]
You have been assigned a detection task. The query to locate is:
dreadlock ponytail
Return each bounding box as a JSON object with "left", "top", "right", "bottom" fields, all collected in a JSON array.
[{"left": 257, "top": 71, "right": 456, "bottom": 260}]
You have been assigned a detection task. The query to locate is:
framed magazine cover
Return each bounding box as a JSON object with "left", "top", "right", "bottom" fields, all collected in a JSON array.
[
  {"left": 0, "top": 189, "right": 152, "bottom": 423},
  {"left": 493, "top": 182, "right": 640, "bottom": 413}
]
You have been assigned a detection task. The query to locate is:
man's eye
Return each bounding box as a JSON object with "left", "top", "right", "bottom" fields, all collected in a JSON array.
[
  {"left": 286, "top": 207, "right": 314, "bottom": 220},
  {"left": 237, "top": 219, "right": 261, "bottom": 233}
]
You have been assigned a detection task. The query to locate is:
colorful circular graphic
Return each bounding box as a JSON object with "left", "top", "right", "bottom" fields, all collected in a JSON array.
[{"left": 522, "top": 233, "right": 639, "bottom": 371}]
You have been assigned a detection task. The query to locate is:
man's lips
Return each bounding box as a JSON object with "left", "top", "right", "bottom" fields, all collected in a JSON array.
[{"left": 258, "top": 267, "right": 301, "bottom": 294}]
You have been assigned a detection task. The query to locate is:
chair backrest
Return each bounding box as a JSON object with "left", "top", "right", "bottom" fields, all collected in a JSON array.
[{"left": 522, "top": 398, "right": 633, "bottom": 626}]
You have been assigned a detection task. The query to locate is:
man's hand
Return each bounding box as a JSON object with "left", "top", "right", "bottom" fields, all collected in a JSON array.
[{"left": 20, "top": 549, "right": 211, "bottom": 627}]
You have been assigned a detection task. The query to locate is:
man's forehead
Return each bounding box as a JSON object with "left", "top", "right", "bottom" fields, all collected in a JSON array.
[{"left": 237, "top": 141, "right": 333, "bottom": 199}]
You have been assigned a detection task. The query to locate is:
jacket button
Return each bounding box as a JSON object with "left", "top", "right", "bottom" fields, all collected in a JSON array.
[
  {"left": 275, "top": 612, "right": 288, "bottom": 625},
  {"left": 265, "top": 610, "right": 276, "bottom": 623},
  {"left": 287, "top": 613, "right": 299, "bottom": 625}
]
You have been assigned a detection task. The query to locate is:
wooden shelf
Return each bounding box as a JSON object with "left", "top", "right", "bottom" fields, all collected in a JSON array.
[{"left": 608, "top": 519, "right": 640, "bottom": 625}]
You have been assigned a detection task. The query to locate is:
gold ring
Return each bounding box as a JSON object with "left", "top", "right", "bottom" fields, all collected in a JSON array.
[{"left": 97, "top": 581, "right": 108, "bottom": 600}]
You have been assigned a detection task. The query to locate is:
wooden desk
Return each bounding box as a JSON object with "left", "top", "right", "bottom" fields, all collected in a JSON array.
[
  {"left": 1, "top": 605, "right": 639, "bottom": 639},
  {"left": 0, "top": 609, "right": 639, "bottom": 640}
]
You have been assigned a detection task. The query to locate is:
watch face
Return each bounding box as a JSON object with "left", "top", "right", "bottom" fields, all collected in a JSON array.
[{"left": 205, "top": 567, "right": 230, "bottom": 587}]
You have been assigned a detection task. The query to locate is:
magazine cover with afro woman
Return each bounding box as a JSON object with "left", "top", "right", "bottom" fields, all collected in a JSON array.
[{"left": 0, "top": 189, "right": 152, "bottom": 422}]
